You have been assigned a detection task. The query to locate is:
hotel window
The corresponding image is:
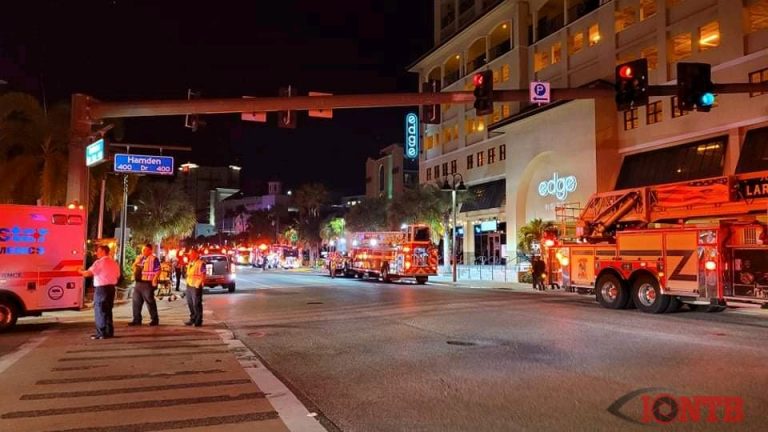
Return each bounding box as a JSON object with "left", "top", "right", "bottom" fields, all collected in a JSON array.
[
  {"left": 442, "top": 162, "right": 448, "bottom": 176},
  {"left": 451, "top": 160, "right": 457, "bottom": 174},
  {"left": 467, "top": 154, "right": 474, "bottom": 169},
  {"left": 641, "top": 46, "right": 658, "bottom": 70},
  {"left": 646, "top": 101, "right": 663, "bottom": 125},
  {"left": 615, "top": 7, "right": 636, "bottom": 33},
  {"left": 639, "top": 0, "right": 656, "bottom": 21},
  {"left": 453, "top": 124, "right": 459, "bottom": 140},
  {"left": 748, "top": 0, "right": 768, "bottom": 33},
  {"left": 551, "top": 42, "right": 562, "bottom": 64},
  {"left": 434, "top": 166, "right": 440, "bottom": 179},
  {"left": 501, "top": 64, "right": 510, "bottom": 81},
  {"left": 569, "top": 32, "right": 584, "bottom": 54},
  {"left": 424, "top": 135, "right": 432, "bottom": 150},
  {"left": 534, "top": 50, "right": 549, "bottom": 72},
  {"left": 749, "top": 68, "right": 768, "bottom": 97},
  {"left": 670, "top": 32, "right": 692, "bottom": 61},
  {"left": 492, "top": 105, "right": 502, "bottom": 123},
  {"left": 671, "top": 96, "right": 689, "bottom": 118},
  {"left": 698, "top": 21, "right": 720, "bottom": 51},
  {"left": 488, "top": 147, "right": 496, "bottom": 164},
  {"left": 502, "top": 103, "right": 510, "bottom": 118},
  {"left": 493, "top": 69, "right": 500, "bottom": 84},
  {"left": 477, "top": 151, "right": 485, "bottom": 167},
  {"left": 736, "top": 126, "right": 768, "bottom": 173},
  {"left": 623, "top": 108, "right": 639, "bottom": 130},
  {"left": 499, "top": 144, "right": 506, "bottom": 161},
  {"left": 589, "top": 24, "right": 601, "bottom": 46},
  {"left": 426, "top": 168, "right": 432, "bottom": 181}
]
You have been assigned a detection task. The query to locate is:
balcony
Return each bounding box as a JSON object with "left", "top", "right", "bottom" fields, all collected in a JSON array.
[
  {"left": 444, "top": 69, "right": 461, "bottom": 86},
  {"left": 488, "top": 39, "right": 512, "bottom": 61},
  {"left": 537, "top": 15, "right": 564, "bottom": 41},
  {"left": 567, "top": 0, "right": 600, "bottom": 24},
  {"left": 466, "top": 54, "right": 486, "bottom": 74}
]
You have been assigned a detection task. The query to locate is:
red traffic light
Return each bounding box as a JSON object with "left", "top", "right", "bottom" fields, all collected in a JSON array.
[
  {"left": 473, "top": 73, "right": 484, "bottom": 87},
  {"left": 619, "top": 65, "right": 633, "bottom": 79}
]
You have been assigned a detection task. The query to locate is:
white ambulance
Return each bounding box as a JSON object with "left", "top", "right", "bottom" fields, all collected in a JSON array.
[{"left": 0, "top": 204, "right": 86, "bottom": 331}]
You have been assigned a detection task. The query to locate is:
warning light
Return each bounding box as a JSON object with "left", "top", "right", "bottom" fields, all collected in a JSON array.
[
  {"left": 618, "top": 65, "right": 633, "bottom": 79},
  {"left": 473, "top": 73, "right": 484, "bottom": 86},
  {"left": 705, "top": 260, "right": 717, "bottom": 271},
  {"left": 544, "top": 239, "right": 555, "bottom": 248}
]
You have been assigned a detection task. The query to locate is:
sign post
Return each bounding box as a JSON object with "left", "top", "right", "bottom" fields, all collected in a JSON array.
[
  {"left": 113, "top": 154, "right": 175, "bottom": 175},
  {"left": 404, "top": 112, "right": 419, "bottom": 160}
]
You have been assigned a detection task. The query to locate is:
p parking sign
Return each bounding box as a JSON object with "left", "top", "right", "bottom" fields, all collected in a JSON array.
[{"left": 404, "top": 112, "right": 419, "bottom": 160}]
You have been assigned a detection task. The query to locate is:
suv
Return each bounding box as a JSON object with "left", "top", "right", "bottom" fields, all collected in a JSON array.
[{"left": 201, "top": 253, "right": 236, "bottom": 293}]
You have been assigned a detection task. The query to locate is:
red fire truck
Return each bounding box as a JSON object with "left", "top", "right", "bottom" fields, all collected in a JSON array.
[
  {"left": 346, "top": 224, "right": 438, "bottom": 284},
  {"left": 0, "top": 205, "right": 86, "bottom": 330},
  {"left": 550, "top": 170, "right": 768, "bottom": 313}
]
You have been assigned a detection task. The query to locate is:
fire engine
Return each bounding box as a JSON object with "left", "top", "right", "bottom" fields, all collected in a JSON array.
[
  {"left": 0, "top": 205, "right": 86, "bottom": 330},
  {"left": 346, "top": 224, "right": 438, "bottom": 284},
  {"left": 549, "top": 171, "right": 768, "bottom": 313}
]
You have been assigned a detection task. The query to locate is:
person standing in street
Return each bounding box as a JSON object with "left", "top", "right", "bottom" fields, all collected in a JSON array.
[
  {"left": 79, "top": 245, "right": 121, "bottom": 340},
  {"left": 184, "top": 249, "right": 205, "bottom": 327},
  {"left": 532, "top": 256, "right": 547, "bottom": 291},
  {"left": 129, "top": 244, "right": 161, "bottom": 326}
]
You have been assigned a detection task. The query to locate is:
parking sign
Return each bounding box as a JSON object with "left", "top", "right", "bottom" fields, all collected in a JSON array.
[{"left": 530, "top": 81, "right": 551, "bottom": 104}]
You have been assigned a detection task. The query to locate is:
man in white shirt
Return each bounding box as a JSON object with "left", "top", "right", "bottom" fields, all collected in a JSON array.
[{"left": 80, "top": 245, "right": 121, "bottom": 340}]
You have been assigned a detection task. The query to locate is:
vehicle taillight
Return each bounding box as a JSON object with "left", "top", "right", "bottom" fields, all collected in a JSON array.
[
  {"left": 403, "top": 246, "right": 411, "bottom": 253},
  {"left": 705, "top": 260, "right": 717, "bottom": 271}
]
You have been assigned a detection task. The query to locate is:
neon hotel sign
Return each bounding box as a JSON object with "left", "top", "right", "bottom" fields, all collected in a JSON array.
[{"left": 538, "top": 172, "right": 578, "bottom": 201}]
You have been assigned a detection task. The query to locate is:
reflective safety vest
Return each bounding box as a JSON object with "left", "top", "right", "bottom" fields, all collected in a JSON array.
[
  {"left": 140, "top": 255, "right": 160, "bottom": 283},
  {"left": 186, "top": 259, "right": 205, "bottom": 288}
]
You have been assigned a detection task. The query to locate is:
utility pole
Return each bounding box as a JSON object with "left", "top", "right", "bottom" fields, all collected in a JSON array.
[
  {"left": 118, "top": 174, "right": 129, "bottom": 272},
  {"left": 97, "top": 177, "right": 106, "bottom": 239}
]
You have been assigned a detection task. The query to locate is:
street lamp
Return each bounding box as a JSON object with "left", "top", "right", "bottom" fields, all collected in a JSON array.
[{"left": 441, "top": 173, "right": 467, "bottom": 283}]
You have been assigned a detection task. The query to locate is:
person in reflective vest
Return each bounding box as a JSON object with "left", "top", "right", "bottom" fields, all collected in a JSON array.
[
  {"left": 184, "top": 249, "right": 205, "bottom": 327},
  {"left": 129, "top": 244, "right": 161, "bottom": 326}
]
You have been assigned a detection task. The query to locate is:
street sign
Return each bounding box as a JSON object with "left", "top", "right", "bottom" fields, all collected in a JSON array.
[
  {"left": 85, "top": 138, "right": 106, "bottom": 167},
  {"left": 241, "top": 96, "right": 267, "bottom": 122},
  {"left": 404, "top": 112, "right": 419, "bottom": 160},
  {"left": 113, "top": 154, "right": 174, "bottom": 175},
  {"left": 308, "top": 91, "right": 333, "bottom": 118},
  {"left": 530, "top": 81, "right": 551, "bottom": 104}
]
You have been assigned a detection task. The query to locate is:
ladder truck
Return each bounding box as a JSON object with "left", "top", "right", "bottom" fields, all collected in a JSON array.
[{"left": 550, "top": 170, "right": 768, "bottom": 313}]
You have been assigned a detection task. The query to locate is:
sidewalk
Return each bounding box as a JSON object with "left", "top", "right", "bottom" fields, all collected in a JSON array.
[
  {"left": 428, "top": 274, "right": 540, "bottom": 292},
  {"left": 0, "top": 295, "right": 326, "bottom": 432}
]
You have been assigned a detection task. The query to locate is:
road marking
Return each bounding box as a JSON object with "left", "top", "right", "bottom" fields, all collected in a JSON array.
[
  {"left": 21, "top": 378, "right": 252, "bottom": 400},
  {"left": 216, "top": 329, "right": 327, "bottom": 432},
  {"left": 0, "top": 330, "right": 54, "bottom": 375}
]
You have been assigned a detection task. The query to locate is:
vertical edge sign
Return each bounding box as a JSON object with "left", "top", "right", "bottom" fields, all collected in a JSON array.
[
  {"left": 85, "top": 138, "right": 106, "bottom": 167},
  {"left": 405, "top": 112, "right": 419, "bottom": 160}
]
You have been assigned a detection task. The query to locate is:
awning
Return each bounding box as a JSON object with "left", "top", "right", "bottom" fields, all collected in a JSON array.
[{"left": 460, "top": 179, "right": 505, "bottom": 212}]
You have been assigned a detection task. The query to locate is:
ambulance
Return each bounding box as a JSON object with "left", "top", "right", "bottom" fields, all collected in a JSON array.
[{"left": 0, "top": 205, "right": 86, "bottom": 330}]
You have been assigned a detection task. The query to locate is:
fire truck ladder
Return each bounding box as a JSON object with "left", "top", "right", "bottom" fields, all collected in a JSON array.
[{"left": 579, "top": 189, "right": 646, "bottom": 241}]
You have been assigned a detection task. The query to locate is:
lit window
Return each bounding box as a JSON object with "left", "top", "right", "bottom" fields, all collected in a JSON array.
[
  {"left": 670, "top": 32, "right": 692, "bottom": 61},
  {"left": 641, "top": 46, "right": 658, "bottom": 70},
  {"left": 425, "top": 135, "right": 433, "bottom": 150},
  {"left": 748, "top": 0, "right": 768, "bottom": 33},
  {"left": 699, "top": 21, "right": 720, "bottom": 51},
  {"left": 467, "top": 154, "right": 474, "bottom": 169},
  {"left": 671, "top": 96, "right": 689, "bottom": 117},
  {"left": 493, "top": 69, "right": 500, "bottom": 84},
  {"left": 488, "top": 147, "right": 496, "bottom": 164},
  {"left": 502, "top": 104, "right": 510, "bottom": 118},
  {"left": 624, "top": 108, "right": 639, "bottom": 130},
  {"left": 499, "top": 144, "right": 506, "bottom": 161},
  {"left": 615, "top": 7, "right": 636, "bottom": 33},
  {"left": 534, "top": 50, "right": 549, "bottom": 72},
  {"left": 646, "top": 101, "right": 663, "bottom": 125},
  {"left": 640, "top": 0, "right": 656, "bottom": 21},
  {"left": 589, "top": 24, "right": 601, "bottom": 46},
  {"left": 749, "top": 68, "right": 768, "bottom": 97},
  {"left": 451, "top": 160, "right": 457, "bottom": 174},
  {"left": 477, "top": 151, "right": 484, "bottom": 166},
  {"left": 551, "top": 42, "right": 562, "bottom": 64},
  {"left": 453, "top": 124, "right": 459, "bottom": 139},
  {"left": 492, "top": 105, "right": 501, "bottom": 123},
  {"left": 501, "top": 64, "right": 510, "bottom": 81},
  {"left": 569, "top": 32, "right": 584, "bottom": 55}
]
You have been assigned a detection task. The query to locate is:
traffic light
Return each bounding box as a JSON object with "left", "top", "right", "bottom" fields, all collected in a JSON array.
[
  {"left": 421, "top": 80, "right": 441, "bottom": 124},
  {"left": 614, "top": 59, "right": 649, "bottom": 111},
  {"left": 473, "top": 70, "right": 494, "bottom": 116},
  {"left": 277, "top": 85, "right": 297, "bottom": 128},
  {"left": 676, "top": 62, "right": 715, "bottom": 112}
]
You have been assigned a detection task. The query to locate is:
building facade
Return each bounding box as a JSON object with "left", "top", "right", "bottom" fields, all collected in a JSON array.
[
  {"left": 365, "top": 144, "right": 419, "bottom": 199},
  {"left": 410, "top": 0, "right": 768, "bottom": 268},
  {"left": 218, "top": 181, "right": 291, "bottom": 235},
  {"left": 175, "top": 164, "right": 241, "bottom": 224}
]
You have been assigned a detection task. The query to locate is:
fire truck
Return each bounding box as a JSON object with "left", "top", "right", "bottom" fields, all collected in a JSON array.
[
  {"left": 0, "top": 205, "right": 86, "bottom": 330},
  {"left": 346, "top": 224, "right": 438, "bottom": 284},
  {"left": 549, "top": 171, "right": 768, "bottom": 313}
]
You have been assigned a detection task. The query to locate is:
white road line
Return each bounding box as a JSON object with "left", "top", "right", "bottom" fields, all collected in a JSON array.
[
  {"left": 0, "top": 329, "right": 56, "bottom": 374},
  {"left": 215, "top": 329, "right": 326, "bottom": 432}
]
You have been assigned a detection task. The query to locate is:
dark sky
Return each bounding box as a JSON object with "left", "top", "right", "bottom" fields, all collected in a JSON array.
[{"left": 0, "top": 0, "right": 433, "bottom": 195}]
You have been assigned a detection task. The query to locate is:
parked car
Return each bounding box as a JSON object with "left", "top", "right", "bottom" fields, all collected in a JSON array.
[{"left": 201, "top": 253, "right": 236, "bottom": 293}]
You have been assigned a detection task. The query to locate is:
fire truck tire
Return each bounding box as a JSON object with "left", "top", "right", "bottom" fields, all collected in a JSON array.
[
  {"left": 416, "top": 276, "right": 428, "bottom": 285},
  {"left": 664, "top": 297, "right": 683, "bottom": 313},
  {"left": 595, "top": 274, "right": 630, "bottom": 309},
  {"left": 0, "top": 298, "right": 19, "bottom": 331},
  {"left": 632, "top": 276, "right": 670, "bottom": 314},
  {"left": 227, "top": 284, "right": 236, "bottom": 293},
  {"left": 381, "top": 265, "right": 392, "bottom": 283}
]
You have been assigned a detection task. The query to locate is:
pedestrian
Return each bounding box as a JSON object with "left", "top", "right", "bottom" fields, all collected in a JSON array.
[
  {"left": 129, "top": 244, "right": 160, "bottom": 326},
  {"left": 173, "top": 254, "right": 184, "bottom": 292},
  {"left": 532, "top": 256, "right": 547, "bottom": 291},
  {"left": 184, "top": 249, "right": 205, "bottom": 327},
  {"left": 79, "top": 245, "right": 120, "bottom": 340}
]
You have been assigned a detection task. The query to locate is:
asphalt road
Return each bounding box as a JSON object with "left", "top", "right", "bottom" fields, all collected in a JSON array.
[{"left": 201, "top": 267, "right": 768, "bottom": 432}]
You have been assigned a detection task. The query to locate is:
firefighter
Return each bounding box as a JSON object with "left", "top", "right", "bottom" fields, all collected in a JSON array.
[
  {"left": 531, "top": 256, "right": 547, "bottom": 291},
  {"left": 129, "top": 244, "right": 160, "bottom": 326},
  {"left": 184, "top": 249, "right": 205, "bottom": 327}
]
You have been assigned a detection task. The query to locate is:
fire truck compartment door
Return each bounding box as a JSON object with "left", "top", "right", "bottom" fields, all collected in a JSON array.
[
  {"left": 38, "top": 274, "right": 83, "bottom": 309},
  {"left": 664, "top": 231, "right": 699, "bottom": 295}
]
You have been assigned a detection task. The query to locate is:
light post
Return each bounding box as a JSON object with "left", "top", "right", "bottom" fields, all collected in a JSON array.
[{"left": 441, "top": 173, "right": 466, "bottom": 283}]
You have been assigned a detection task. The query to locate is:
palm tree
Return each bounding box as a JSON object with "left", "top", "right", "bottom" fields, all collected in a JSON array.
[
  {"left": 292, "top": 183, "right": 329, "bottom": 265},
  {"left": 517, "top": 218, "right": 558, "bottom": 259},
  {"left": 0, "top": 92, "right": 70, "bottom": 205},
  {"left": 344, "top": 197, "right": 388, "bottom": 232},
  {"left": 128, "top": 179, "right": 196, "bottom": 251}
]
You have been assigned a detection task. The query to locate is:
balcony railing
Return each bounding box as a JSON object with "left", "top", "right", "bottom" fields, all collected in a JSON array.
[
  {"left": 444, "top": 69, "right": 461, "bottom": 86},
  {"left": 488, "top": 39, "right": 512, "bottom": 61},
  {"left": 537, "top": 14, "right": 564, "bottom": 41},
  {"left": 568, "top": 0, "right": 601, "bottom": 24},
  {"left": 466, "top": 54, "right": 486, "bottom": 74}
]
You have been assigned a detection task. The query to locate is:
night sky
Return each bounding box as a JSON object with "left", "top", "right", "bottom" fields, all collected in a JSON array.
[{"left": 0, "top": 0, "right": 433, "bottom": 195}]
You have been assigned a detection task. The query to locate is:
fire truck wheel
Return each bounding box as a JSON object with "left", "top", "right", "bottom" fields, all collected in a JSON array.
[
  {"left": 416, "top": 276, "right": 428, "bottom": 285},
  {"left": 632, "top": 276, "right": 670, "bottom": 314},
  {"left": 381, "top": 265, "right": 391, "bottom": 283},
  {"left": 595, "top": 274, "right": 630, "bottom": 309},
  {"left": 227, "top": 284, "right": 236, "bottom": 293},
  {"left": 0, "top": 298, "right": 19, "bottom": 331}
]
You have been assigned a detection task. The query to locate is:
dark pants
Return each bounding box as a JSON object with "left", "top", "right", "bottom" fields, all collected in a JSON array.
[
  {"left": 174, "top": 268, "right": 182, "bottom": 291},
  {"left": 186, "top": 286, "right": 203, "bottom": 325},
  {"left": 132, "top": 281, "right": 159, "bottom": 324},
  {"left": 94, "top": 285, "right": 115, "bottom": 337}
]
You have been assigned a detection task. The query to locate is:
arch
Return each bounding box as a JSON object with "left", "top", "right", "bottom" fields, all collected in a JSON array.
[
  {"left": 466, "top": 37, "right": 487, "bottom": 73},
  {"left": 443, "top": 54, "right": 462, "bottom": 86},
  {"left": 536, "top": 0, "right": 564, "bottom": 41},
  {"left": 427, "top": 67, "right": 441, "bottom": 85},
  {"left": 515, "top": 151, "right": 556, "bottom": 229},
  {"left": 489, "top": 21, "right": 512, "bottom": 61}
]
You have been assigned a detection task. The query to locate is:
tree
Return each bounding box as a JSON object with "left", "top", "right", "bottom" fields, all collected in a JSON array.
[
  {"left": 388, "top": 184, "right": 451, "bottom": 243},
  {"left": 292, "top": 183, "right": 329, "bottom": 265},
  {"left": 128, "top": 179, "right": 196, "bottom": 251},
  {"left": 517, "top": 218, "right": 558, "bottom": 259},
  {"left": 344, "top": 197, "right": 388, "bottom": 232},
  {"left": 0, "top": 92, "right": 70, "bottom": 205},
  {"left": 247, "top": 209, "right": 274, "bottom": 242},
  {"left": 320, "top": 217, "right": 346, "bottom": 243}
]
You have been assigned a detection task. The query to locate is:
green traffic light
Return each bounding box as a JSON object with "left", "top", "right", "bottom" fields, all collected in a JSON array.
[{"left": 700, "top": 92, "right": 715, "bottom": 106}]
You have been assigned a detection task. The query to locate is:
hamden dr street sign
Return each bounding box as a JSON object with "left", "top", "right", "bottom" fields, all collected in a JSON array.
[{"left": 114, "top": 154, "right": 174, "bottom": 175}]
